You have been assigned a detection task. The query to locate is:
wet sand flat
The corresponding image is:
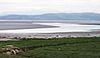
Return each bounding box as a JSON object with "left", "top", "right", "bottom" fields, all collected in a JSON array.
[
  {"left": 0, "top": 22, "right": 58, "bottom": 30},
  {"left": 0, "top": 20, "right": 100, "bottom": 39}
]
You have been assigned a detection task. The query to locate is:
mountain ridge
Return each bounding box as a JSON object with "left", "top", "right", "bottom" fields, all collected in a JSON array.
[{"left": 0, "top": 13, "right": 100, "bottom": 20}]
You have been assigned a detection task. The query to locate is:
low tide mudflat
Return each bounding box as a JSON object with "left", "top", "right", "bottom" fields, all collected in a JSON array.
[
  {"left": 0, "top": 20, "right": 100, "bottom": 38},
  {"left": 0, "top": 21, "right": 57, "bottom": 30}
]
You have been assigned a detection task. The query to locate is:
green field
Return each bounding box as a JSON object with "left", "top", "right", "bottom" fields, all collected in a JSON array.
[{"left": 0, "top": 37, "right": 100, "bottom": 58}]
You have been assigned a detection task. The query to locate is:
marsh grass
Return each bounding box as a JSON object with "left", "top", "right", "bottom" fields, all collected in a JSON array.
[{"left": 0, "top": 37, "right": 100, "bottom": 58}]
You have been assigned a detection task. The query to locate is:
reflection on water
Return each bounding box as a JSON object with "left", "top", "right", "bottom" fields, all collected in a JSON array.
[{"left": 0, "top": 22, "right": 100, "bottom": 33}]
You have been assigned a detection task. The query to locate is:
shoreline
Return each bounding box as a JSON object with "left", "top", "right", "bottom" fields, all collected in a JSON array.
[{"left": 0, "top": 32, "right": 100, "bottom": 39}]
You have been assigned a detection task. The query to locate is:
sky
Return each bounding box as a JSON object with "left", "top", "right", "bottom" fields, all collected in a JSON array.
[{"left": 0, "top": 0, "right": 100, "bottom": 15}]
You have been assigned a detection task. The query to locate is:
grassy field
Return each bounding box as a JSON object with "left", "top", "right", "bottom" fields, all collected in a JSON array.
[{"left": 0, "top": 37, "right": 100, "bottom": 58}]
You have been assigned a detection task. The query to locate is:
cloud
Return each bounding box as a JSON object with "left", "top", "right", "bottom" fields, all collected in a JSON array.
[{"left": 0, "top": 0, "right": 100, "bottom": 15}]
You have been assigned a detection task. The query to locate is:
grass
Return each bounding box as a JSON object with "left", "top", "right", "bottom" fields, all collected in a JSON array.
[{"left": 0, "top": 37, "right": 100, "bottom": 58}]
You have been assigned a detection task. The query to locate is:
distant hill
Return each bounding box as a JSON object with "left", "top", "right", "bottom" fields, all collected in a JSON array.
[{"left": 0, "top": 13, "right": 100, "bottom": 20}]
